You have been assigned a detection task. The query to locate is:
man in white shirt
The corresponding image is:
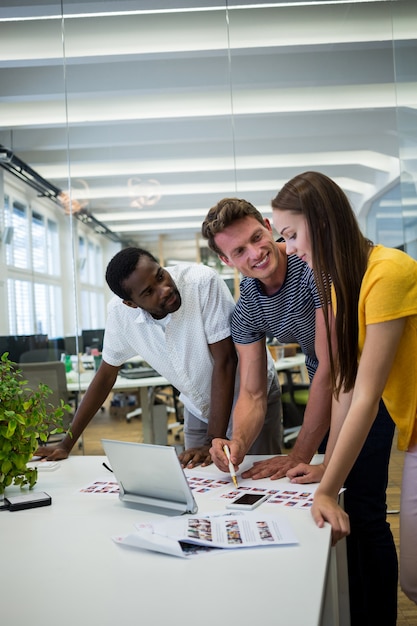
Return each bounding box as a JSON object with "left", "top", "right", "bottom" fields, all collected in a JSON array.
[{"left": 36, "top": 247, "right": 281, "bottom": 466}]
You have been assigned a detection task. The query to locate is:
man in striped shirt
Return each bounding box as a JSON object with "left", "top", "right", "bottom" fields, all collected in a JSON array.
[{"left": 201, "top": 197, "right": 333, "bottom": 479}]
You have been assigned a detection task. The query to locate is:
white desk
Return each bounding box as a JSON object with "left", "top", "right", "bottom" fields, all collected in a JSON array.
[
  {"left": 67, "top": 372, "right": 169, "bottom": 443},
  {"left": 0, "top": 455, "right": 348, "bottom": 626}
]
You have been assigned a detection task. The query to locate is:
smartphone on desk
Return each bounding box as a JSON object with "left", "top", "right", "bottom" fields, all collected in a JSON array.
[
  {"left": 5, "top": 492, "right": 52, "bottom": 511},
  {"left": 226, "top": 492, "right": 269, "bottom": 510}
]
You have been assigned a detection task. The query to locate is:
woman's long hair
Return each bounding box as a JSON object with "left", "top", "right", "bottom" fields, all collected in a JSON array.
[{"left": 272, "top": 171, "right": 372, "bottom": 396}]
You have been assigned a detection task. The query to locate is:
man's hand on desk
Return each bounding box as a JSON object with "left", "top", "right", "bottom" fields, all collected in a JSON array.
[
  {"left": 35, "top": 443, "right": 70, "bottom": 461},
  {"left": 242, "top": 453, "right": 313, "bottom": 481},
  {"left": 242, "top": 455, "right": 293, "bottom": 480},
  {"left": 179, "top": 445, "right": 212, "bottom": 469}
]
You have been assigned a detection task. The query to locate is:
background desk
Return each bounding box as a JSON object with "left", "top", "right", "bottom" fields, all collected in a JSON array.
[
  {"left": 67, "top": 372, "right": 169, "bottom": 444},
  {"left": 275, "top": 353, "right": 309, "bottom": 382},
  {"left": 66, "top": 355, "right": 307, "bottom": 446},
  {"left": 0, "top": 455, "right": 347, "bottom": 626}
]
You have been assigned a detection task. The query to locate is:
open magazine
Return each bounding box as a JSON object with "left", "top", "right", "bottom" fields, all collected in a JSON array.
[{"left": 113, "top": 510, "right": 298, "bottom": 558}]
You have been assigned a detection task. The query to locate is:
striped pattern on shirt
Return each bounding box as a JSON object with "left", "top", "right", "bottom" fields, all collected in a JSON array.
[{"left": 231, "top": 254, "right": 321, "bottom": 380}]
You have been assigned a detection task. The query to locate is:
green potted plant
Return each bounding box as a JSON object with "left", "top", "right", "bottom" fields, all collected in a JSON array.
[{"left": 0, "top": 352, "right": 70, "bottom": 503}]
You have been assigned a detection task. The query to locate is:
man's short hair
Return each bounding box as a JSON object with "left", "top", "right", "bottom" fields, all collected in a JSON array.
[
  {"left": 202, "top": 198, "right": 265, "bottom": 255},
  {"left": 105, "top": 247, "right": 157, "bottom": 300}
]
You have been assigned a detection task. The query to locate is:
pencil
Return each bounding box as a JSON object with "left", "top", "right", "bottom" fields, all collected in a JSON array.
[{"left": 223, "top": 444, "right": 238, "bottom": 488}]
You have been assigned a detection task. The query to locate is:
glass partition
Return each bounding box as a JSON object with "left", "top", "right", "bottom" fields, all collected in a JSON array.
[
  {"left": 228, "top": 1, "right": 402, "bottom": 222},
  {"left": 0, "top": 3, "right": 77, "bottom": 356},
  {"left": 1, "top": 0, "right": 417, "bottom": 380},
  {"left": 392, "top": 0, "right": 417, "bottom": 258},
  {"left": 366, "top": 0, "right": 417, "bottom": 256}
]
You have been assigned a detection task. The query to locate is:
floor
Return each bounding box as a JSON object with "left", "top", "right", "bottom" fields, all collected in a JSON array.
[
  {"left": 384, "top": 437, "right": 417, "bottom": 626},
  {"left": 69, "top": 399, "right": 417, "bottom": 625}
]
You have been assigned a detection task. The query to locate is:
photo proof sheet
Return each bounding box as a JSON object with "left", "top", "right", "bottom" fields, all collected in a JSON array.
[{"left": 113, "top": 509, "right": 298, "bottom": 558}]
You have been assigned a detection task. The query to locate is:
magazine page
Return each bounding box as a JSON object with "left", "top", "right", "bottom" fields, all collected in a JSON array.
[{"left": 113, "top": 528, "right": 220, "bottom": 559}]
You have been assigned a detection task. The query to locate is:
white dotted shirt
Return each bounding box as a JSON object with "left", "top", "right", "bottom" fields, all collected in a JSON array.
[{"left": 102, "top": 263, "right": 238, "bottom": 422}]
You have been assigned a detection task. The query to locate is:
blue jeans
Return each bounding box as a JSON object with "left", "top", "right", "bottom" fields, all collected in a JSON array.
[{"left": 343, "top": 400, "right": 397, "bottom": 626}]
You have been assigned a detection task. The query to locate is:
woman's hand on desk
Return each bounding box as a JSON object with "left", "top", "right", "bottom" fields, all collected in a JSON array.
[
  {"left": 311, "top": 493, "right": 350, "bottom": 546},
  {"left": 179, "top": 445, "right": 212, "bottom": 469},
  {"left": 35, "top": 443, "right": 70, "bottom": 461}
]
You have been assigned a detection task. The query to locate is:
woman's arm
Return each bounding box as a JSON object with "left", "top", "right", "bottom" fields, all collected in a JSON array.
[{"left": 312, "top": 317, "right": 405, "bottom": 541}]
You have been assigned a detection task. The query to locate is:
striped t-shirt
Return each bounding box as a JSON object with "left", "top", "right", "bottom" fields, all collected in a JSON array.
[{"left": 231, "top": 254, "right": 321, "bottom": 380}]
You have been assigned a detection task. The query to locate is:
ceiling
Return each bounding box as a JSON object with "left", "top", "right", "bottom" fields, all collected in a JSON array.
[{"left": 1, "top": 0, "right": 416, "bottom": 263}]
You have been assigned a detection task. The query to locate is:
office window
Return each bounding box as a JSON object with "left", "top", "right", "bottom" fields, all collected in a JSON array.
[
  {"left": 80, "top": 289, "right": 105, "bottom": 330},
  {"left": 6, "top": 201, "right": 29, "bottom": 269},
  {"left": 8, "top": 279, "right": 33, "bottom": 335},
  {"left": 4, "top": 200, "right": 60, "bottom": 275},
  {"left": 4, "top": 188, "right": 64, "bottom": 336},
  {"left": 78, "top": 235, "right": 105, "bottom": 329},
  {"left": 7, "top": 279, "right": 63, "bottom": 337},
  {"left": 3, "top": 192, "right": 9, "bottom": 226},
  {"left": 32, "top": 211, "right": 47, "bottom": 273},
  {"left": 34, "top": 283, "right": 63, "bottom": 337},
  {"left": 32, "top": 212, "right": 60, "bottom": 275},
  {"left": 86, "top": 241, "right": 103, "bottom": 287},
  {"left": 78, "top": 236, "right": 103, "bottom": 287},
  {"left": 46, "top": 219, "right": 60, "bottom": 275}
]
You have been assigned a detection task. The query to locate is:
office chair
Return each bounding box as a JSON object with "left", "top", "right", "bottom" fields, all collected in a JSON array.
[
  {"left": 280, "top": 368, "right": 310, "bottom": 448},
  {"left": 166, "top": 387, "right": 184, "bottom": 441},
  {"left": 122, "top": 385, "right": 182, "bottom": 446},
  {"left": 18, "top": 361, "right": 74, "bottom": 442},
  {"left": 153, "top": 386, "right": 184, "bottom": 441}
]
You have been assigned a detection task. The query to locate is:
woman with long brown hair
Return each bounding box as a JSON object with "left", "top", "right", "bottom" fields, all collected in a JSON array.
[{"left": 272, "top": 171, "right": 417, "bottom": 619}]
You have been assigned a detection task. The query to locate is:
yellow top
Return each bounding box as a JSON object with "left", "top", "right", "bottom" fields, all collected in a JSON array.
[{"left": 358, "top": 245, "right": 417, "bottom": 450}]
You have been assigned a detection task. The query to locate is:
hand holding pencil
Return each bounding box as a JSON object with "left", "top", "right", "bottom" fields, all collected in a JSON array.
[{"left": 223, "top": 444, "right": 238, "bottom": 488}]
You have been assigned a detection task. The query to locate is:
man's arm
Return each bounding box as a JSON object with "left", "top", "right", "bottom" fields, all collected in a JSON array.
[
  {"left": 35, "top": 360, "right": 119, "bottom": 460},
  {"left": 210, "top": 339, "right": 268, "bottom": 472},
  {"left": 179, "top": 336, "right": 237, "bottom": 468},
  {"left": 242, "top": 306, "right": 334, "bottom": 479}
]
